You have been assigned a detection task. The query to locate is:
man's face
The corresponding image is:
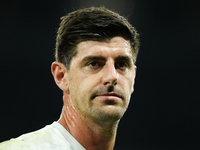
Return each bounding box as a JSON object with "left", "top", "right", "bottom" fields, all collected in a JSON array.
[{"left": 65, "top": 36, "right": 136, "bottom": 123}]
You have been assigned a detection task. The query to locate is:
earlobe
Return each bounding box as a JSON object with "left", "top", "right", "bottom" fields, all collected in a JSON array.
[{"left": 51, "top": 61, "right": 69, "bottom": 91}]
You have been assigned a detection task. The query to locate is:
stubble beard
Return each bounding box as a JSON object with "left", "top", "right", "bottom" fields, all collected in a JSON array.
[{"left": 89, "top": 85, "right": 130, "bottom": 124}]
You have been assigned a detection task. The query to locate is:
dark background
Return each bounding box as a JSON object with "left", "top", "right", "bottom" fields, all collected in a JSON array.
[{"left": 1, "top": 0, "right": 200, "bottom": 149}]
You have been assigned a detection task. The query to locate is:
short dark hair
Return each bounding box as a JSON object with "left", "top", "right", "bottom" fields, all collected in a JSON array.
[{"left": 55, "top": 6, "right": 140, "bottom": 70}]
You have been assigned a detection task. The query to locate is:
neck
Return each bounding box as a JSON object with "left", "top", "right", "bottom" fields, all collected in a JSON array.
[{"left": 58, "top": 92, "right": 119, "bottom": 150}]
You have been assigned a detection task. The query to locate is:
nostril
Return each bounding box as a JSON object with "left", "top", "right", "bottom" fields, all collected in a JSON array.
[{"left": 104, "top": 80, "right": 117, "bottom": 86}]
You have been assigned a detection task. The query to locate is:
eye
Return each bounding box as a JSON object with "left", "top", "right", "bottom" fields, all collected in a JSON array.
[
  {"left": 89, "top": 61, "right": 98, "bottom": 67},
  {"left": 115, "top": 62, "right": 129, "bottom": 70},
  {"left": 87, "top": 61, "right": 103, "bottom": 69}
]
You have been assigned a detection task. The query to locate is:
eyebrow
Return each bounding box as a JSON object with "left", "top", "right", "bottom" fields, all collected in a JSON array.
[
  {"left": 115, "top": 56, "right": 133, "bottom": 63},
  {"left": 81, "top": 55, "right": 133, "bottom": 63},
  {"left": 81, "top": 56, "right": 106, "bottom": 62}
]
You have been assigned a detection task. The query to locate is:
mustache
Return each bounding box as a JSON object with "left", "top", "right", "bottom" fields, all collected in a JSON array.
[{"left": 90, "top": 86, "right": 125, "bottom": 100}]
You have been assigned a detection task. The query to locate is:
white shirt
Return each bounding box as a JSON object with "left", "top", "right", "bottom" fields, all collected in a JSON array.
[{"left": 0, "top": 122, "right": 86, "bottom": 150}]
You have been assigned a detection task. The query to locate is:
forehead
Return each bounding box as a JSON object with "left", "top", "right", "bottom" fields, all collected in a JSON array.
[{"left": 76, "top": 36, "right": 133, "bottom": 58}]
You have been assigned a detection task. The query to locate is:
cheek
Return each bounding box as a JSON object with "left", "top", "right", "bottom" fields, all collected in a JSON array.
[
  {"left": 124, "top": 73, "right": 135, "bottom": 93},
  {"left": 70, "top": 75, "right": 92, "bottom": 98}
]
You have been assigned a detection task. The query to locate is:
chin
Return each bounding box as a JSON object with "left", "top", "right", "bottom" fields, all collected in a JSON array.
[{"left": 95, "top": 106, "right": 127, "bottom": 122}]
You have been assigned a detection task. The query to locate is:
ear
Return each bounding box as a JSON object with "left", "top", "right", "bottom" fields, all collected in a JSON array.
[
  {"left": 51, "top": 61, "right": 69, "bottom": 92},
  {"left": 131, "top": 65, "right": 137, "bottom": 93}
]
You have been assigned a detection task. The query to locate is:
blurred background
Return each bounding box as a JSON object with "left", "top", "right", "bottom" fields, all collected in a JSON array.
[{"left": 1, "top": 0, "right": 200, "bottom": 149}]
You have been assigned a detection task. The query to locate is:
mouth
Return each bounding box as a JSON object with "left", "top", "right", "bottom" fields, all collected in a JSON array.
[
  {"left": 95, "top": 92, "right": 123, "bottom": 101},
  {"left": 99, "top": 93, "right": 121, "bottom": 97}
]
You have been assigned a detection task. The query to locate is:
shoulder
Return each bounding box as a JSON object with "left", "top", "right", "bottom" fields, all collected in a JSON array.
[
  {"left": 0, "top": 122, "right": 86, "bottom": 150},
  {"left": 0, "top": 138, "right": 32, "bottom": 150},
  {"left": 0, "top": 123, "right": 70, "bottom": 150}
]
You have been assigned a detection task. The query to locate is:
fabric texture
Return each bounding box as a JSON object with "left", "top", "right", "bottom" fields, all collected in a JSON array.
[{"left": 0, "top": 122, "right": 86, "bottom": 150}]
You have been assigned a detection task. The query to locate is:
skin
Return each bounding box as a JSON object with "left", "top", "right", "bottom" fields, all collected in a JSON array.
[{"left": 51, "top": 36, "right": 136, "bottom": 150}]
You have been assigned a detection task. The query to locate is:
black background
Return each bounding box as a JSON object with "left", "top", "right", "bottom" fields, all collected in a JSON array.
[{"left": 1, "top": 0, "right": 200, "bottom": 149}]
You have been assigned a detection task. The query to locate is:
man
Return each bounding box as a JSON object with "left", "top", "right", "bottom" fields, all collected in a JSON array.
[{"left": 0, "top": 6, "right": 139, "bottom": 150}]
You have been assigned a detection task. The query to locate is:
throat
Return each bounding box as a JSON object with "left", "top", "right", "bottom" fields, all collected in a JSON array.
[
  {"left": 57, "top": 92, "right": 119, "bottom": 150},
  {"left": 58, "top": 107, "right": 118, "bottom": 150}
]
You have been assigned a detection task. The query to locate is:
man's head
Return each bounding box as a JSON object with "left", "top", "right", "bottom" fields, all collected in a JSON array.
[
  {"left": 52, "top": 7, "right": 140, "bottom": 125},
  {"left": 55, "top": 6, "right": 139, "bottom": 70}
]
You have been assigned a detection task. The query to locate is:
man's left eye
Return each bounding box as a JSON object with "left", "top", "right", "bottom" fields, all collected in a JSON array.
[{"left": 115, "top": 62, "right": 128, "bottom": 69}]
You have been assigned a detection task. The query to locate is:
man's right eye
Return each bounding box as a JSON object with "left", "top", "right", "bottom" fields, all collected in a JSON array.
[
  {"left": 88, "top": 62, "right": 98, "bottom": 67},
  {"left": 86, "top": 61, "right": 101, "bottom": 68}
]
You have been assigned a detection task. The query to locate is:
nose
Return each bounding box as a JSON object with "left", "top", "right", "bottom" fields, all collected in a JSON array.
[{"left": 101, "top": 60, "right": 118, "bottom": 86}]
